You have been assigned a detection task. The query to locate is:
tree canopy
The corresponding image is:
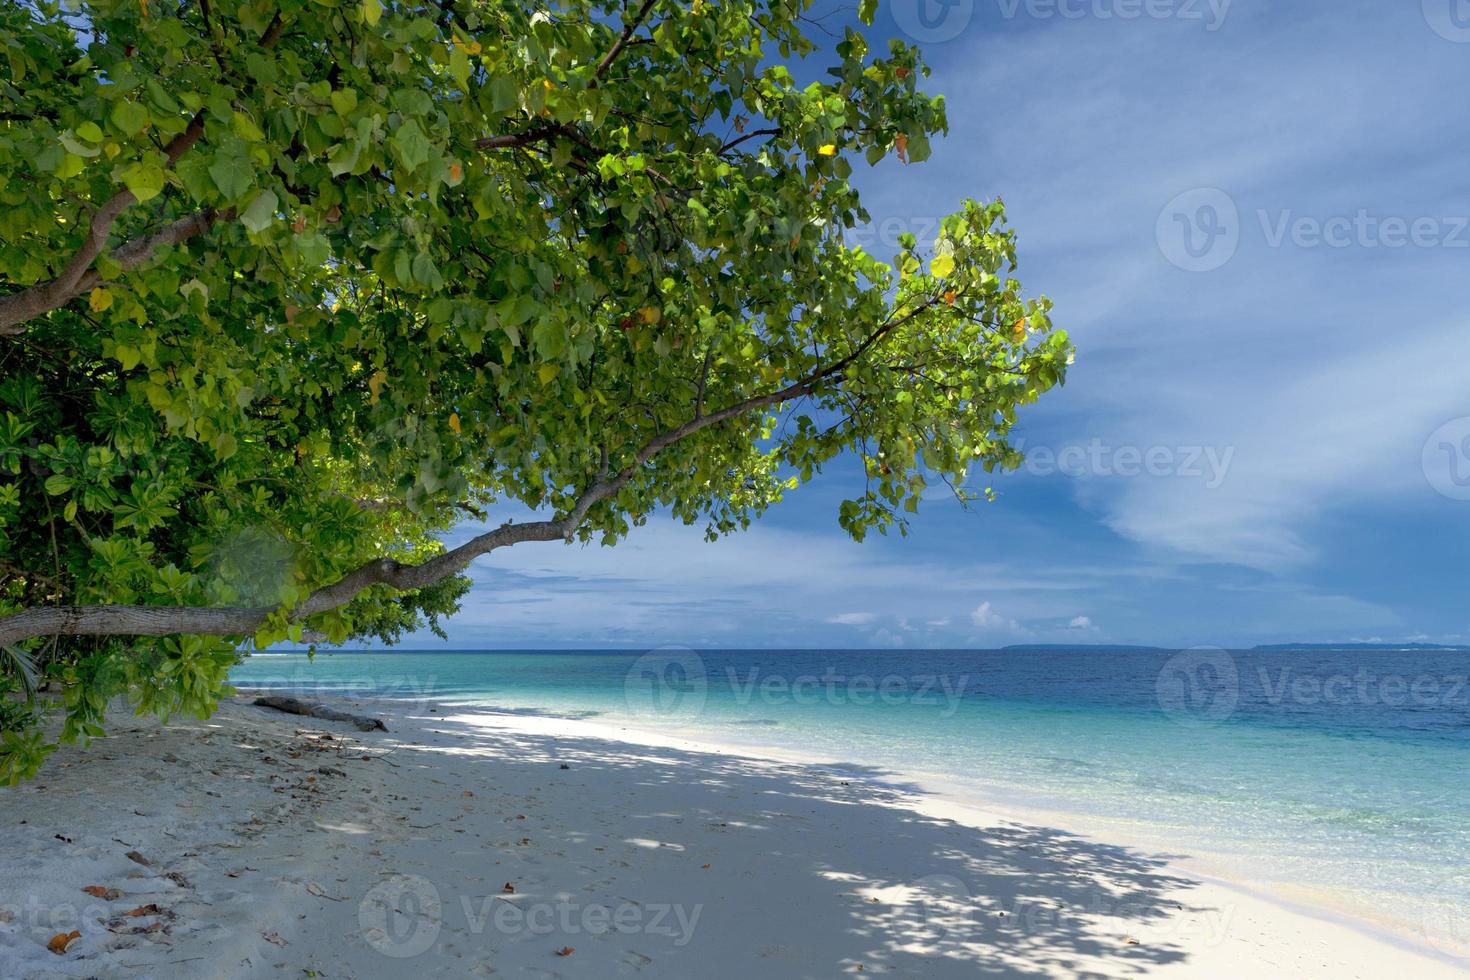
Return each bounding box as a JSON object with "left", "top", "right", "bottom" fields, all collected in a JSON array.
[{"left": 0, "top": 0, "right": 1071, "bottom": 779}]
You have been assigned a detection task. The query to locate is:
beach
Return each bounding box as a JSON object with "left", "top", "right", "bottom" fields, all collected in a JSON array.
[{"left": 1, "top": 694, "right": 1464, "bottom": 979}]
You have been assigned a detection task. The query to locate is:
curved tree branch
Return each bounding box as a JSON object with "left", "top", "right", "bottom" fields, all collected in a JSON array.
[
  {"left": 0, "top": 294, "right": 942, "bottom": 647},
  {"left": 592, "top": 0, "right": 659, "bottom": 84}
]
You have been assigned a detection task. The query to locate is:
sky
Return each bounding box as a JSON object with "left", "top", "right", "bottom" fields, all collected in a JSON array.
[{"left": 375, "top": 0, "right": 1470, "bottom": 651}]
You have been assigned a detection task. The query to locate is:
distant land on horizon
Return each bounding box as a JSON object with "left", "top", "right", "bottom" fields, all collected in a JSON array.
[{"left": 269, "top": 642, "right": 1470, "bottom": 654}]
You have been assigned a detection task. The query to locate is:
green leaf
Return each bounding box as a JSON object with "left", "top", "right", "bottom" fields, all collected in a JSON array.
[
  {"left": 231, "top": 110, "right": 265, "bottom": 142},
  {"left": 392, "top": 120, "right": 430, "bottom": 173},
  {"left": 488, "top": 76, "right": 518, "bottom": 116},
  {"left": 59, "top": 132, "right": 100, "bottom": 158},
  {"left": 209, "top": 149, "right": 254, "bottom": 200},
  {"left": 450, "top": 47, "right": 470, "bottom": 89},
  {"left": 121, "top": 160, "right": 165, "bottom": 202},
  {"left": 111, "top": 100, "right": 149, "bottom": 137},
  {"left": 239, "top": 190, "right": 279, "bottom": 233}
]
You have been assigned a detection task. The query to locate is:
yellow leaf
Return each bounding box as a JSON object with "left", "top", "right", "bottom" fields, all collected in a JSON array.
[
  {"left": 817, "top": 144, "right": 837, "bottom": 156},
  {"left": 138, "top": 0, "right": 148, "bottom": 15},
  {"left": 638, "top": 306, "right": 662, "bottom": 325},
  {"left": 930, "top": 253, "right": 955, "bottom": 278},
  {"left": 89, "top": 287, "right": 113, "bottom": 313},
  {"left": 448, "top": 412, "right": 461, "bottom": 435},
  {"left": 363, "top": 0, "right": 382, "bottom": 26},
  {"left": 367, "top": 369, "right": 387, "bottom": 404},
  {"left": 538, "top": 363, "right": 559, "bottom": 385}
]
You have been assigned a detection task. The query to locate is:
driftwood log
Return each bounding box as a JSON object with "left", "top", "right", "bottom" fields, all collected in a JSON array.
[{"left": 252, "top": 696, "right": 388, "bottom": 732}]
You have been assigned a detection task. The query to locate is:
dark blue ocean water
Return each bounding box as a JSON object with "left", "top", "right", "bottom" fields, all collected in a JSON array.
[{"left": 229, "top": 647, "right": 1470, "bottom": 950}]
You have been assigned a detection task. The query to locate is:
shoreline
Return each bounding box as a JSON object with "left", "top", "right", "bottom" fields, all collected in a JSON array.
[
  {"left": 410, "top": 695, "right": 1470, "bottom": 970},
  {"left": 1, "top": 692, "right": 1465, "bottom": 978}
]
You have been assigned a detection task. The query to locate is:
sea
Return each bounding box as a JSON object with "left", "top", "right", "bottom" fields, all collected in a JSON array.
[{"left": 229, "top": 646, "right": 1470, "bottom": 954}]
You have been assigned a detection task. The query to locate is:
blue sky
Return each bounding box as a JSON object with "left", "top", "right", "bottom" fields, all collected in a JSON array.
[{"left": 385, "top": 0, "right": 1470, "bottom": 650}]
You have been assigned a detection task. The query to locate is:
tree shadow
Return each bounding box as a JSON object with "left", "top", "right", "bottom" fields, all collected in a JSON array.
[{"left": 345, "top": 703, "right": 1217, "bottom": 978}]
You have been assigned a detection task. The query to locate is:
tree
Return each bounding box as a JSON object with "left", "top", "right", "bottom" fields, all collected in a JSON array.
[{"left": 0, "top": 0, "right": 1071, "bottom": 779}]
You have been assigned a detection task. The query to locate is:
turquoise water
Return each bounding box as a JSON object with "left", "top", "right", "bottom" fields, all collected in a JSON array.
[{"left": 229, "top": 647, "right": 1470, "bottom": 950}]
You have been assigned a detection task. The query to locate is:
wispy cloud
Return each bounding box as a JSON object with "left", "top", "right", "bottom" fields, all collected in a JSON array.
[{"left": 371, "top": 1, "right": 1466, "bottom": 651}]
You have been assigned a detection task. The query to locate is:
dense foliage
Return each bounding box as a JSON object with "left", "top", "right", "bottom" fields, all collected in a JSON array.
[{"left": 0, "top": 0, "right": 1071, "bottom": 779}]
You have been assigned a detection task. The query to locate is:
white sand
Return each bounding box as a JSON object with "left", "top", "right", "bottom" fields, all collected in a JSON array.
[{"left": 1, "top": 696, "right": 1465, "bottom": 979}]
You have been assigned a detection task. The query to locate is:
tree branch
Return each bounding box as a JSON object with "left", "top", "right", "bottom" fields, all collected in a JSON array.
[
  {"left": 0, "top": 295, "right": 944, "bottom": 647},
  {"left": 719, "top": 127, "right": 782, "bottom": 154},
  {"left": 592, "top": 0, "right": 659, "bottom": 84},
  {"left": 0, "top": 16, "right": 285, "bottom": 337}
]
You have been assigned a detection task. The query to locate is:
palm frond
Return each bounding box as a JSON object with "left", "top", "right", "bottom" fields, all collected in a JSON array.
[{"left": 0, "top": 645, "right": 39, "bottom": 704}]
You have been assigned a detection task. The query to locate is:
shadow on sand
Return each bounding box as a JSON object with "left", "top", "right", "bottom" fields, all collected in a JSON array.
[{"left": 347, "top": 703, "right": 1212, "bottom": 978}]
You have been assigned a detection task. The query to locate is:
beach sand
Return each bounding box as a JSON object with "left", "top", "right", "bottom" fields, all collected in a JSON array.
[{"left": 1, "top": 696, "right": 1464, "bottom": 979}]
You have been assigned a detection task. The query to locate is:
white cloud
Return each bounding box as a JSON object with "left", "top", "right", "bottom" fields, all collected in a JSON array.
[
  {"left": 1069, "top": 616, "right": 1095, "bottom": 630},
  {"left": 900, "top": 10, "right": 1470, "bottom": 572},
  {"left": 827, "top": 612, "right": 878, "bottom": 626},
  {"left": 970, "top": 601, "right": 1019, "bottom": 632}
]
